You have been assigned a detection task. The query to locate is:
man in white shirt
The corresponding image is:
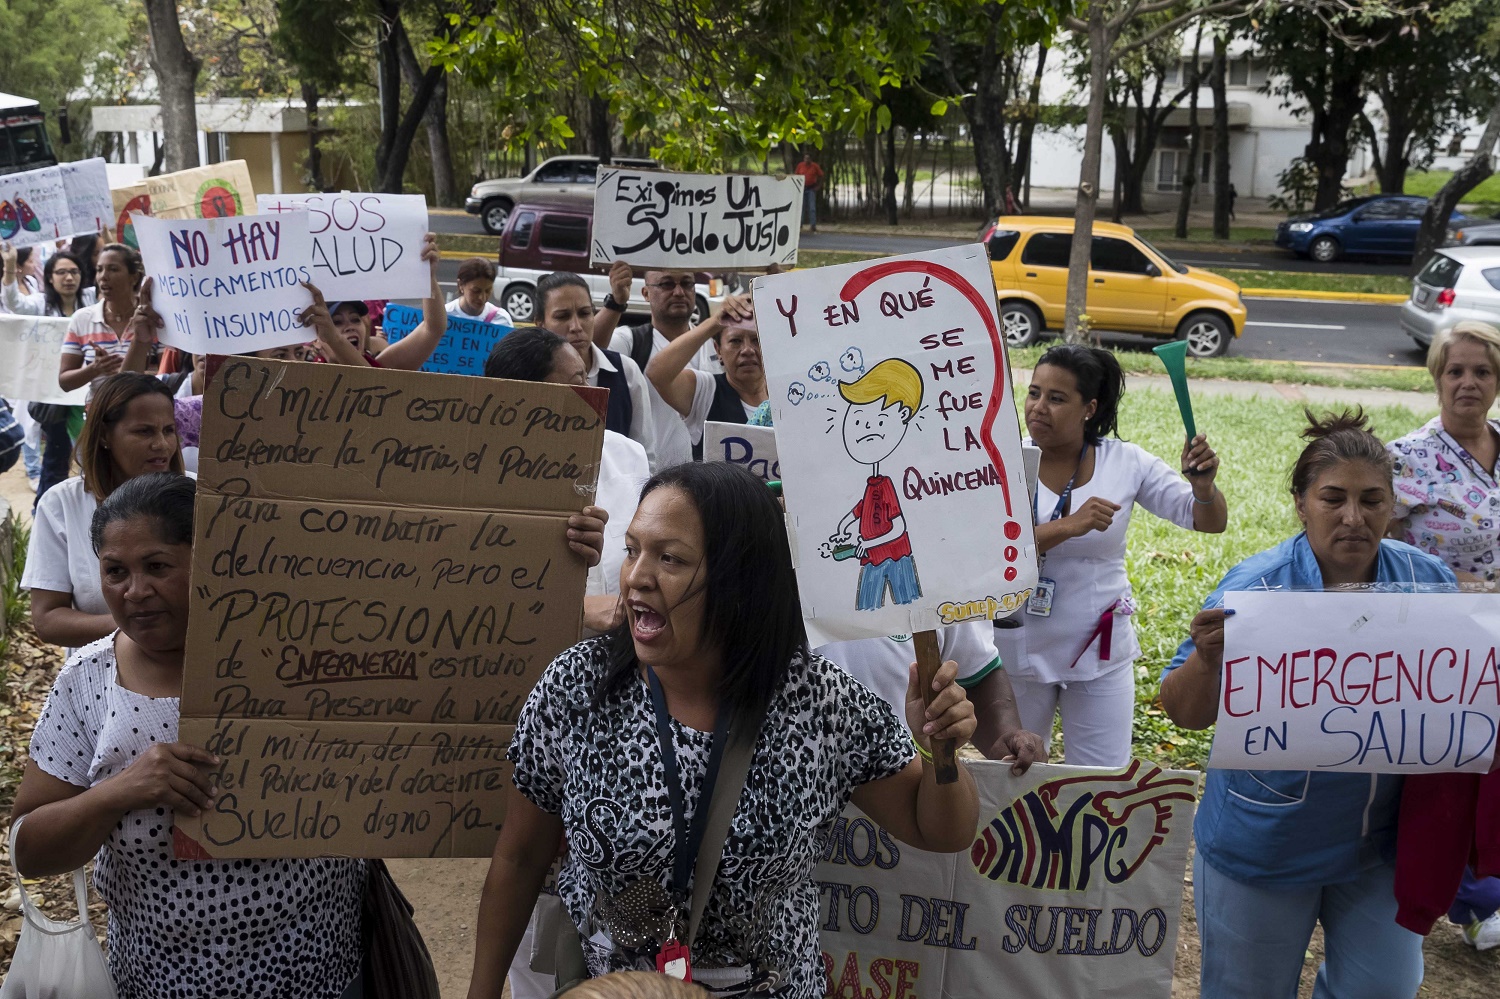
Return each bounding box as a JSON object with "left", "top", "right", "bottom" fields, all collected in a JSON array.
[
  {"left": 816, "top": 621, "right": 1046, "bottom": 774},
  {"left": 534, "top": 271, "right": 657, "bottom": 471}
]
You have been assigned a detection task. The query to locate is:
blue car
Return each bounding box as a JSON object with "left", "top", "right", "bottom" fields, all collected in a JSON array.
[{"left": 1274, "top": 195, "right": 1472, "bottom": 263}]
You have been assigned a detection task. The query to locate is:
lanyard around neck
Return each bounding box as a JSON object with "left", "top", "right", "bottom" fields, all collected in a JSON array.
[
  {"left": 1033, "top": 444, "right": 1090, "bottom": 525},
  {"left": 645, "top": 665, "right": 731, "bottom": 904}
]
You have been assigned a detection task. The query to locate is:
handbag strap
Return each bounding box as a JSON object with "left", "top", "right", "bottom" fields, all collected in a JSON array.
[
  {"left": 7, "top": 817, "right": 91, "bottom": 925},
  {"left": 685, "top": 699, "right": 768, "bottom": 949}
]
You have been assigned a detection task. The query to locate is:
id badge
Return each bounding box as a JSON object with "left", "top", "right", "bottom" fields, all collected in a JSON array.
[
  {"left": 1027, "top": 577, "right": 1057, "bottom": 617},
  {"left": 656, "top": 939, "right": 692, "bottom": 981}
]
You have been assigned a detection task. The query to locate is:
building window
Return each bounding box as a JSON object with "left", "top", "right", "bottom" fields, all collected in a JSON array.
[
  {"left": 1156, "top": 150, "right": 1212, "bottom": 192},
  {"left": 1228, "top": 57, "right": 1250, "bottom": 87},
  {"left": 205, "top": 132, "right": 229, "bottom": 164}
]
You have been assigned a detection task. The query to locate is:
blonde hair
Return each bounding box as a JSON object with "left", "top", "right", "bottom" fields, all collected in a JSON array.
[
  {"left": 1427, "top": 321, "right": 1500, "bottom": 382},
  {"left": 838, "top": 358, "right": 923, "bottom": 422},
  {"left": 561, "top": 972, "right": 708, "bottom": 999}
]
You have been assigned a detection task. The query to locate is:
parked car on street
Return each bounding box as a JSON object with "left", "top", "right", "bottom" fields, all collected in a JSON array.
[
  {"left": 1444, "top": 214, "right": 1500, "bottom": 247},
  {"left": 1399, "top": 245, "right": 1500, "bottom": 349},
  {"left": 494, "top": 200, "right": 726, "bottom": 324},
  {"left": 982, "top": 216, "right": 1246, "bottom": 357},
  {"left": 465, "top": 154, "right": 660, "bottom": 235},
  {"left": 1274, "top": 194, "right": 1473, "bottom": 263}
]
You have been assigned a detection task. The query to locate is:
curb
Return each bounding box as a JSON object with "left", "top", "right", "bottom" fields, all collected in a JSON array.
[
  {"left": 438, "top": 249, "right": 493, "bottom": 261},
  {"left": 429, "top": 207, "right": 471, "bottom": 217},
  {"left": 1240, "top": 288, "right": 1408, "bottom": 305}
]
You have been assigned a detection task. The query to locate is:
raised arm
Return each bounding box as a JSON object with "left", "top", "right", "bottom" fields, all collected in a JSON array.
[
  {"left": 1, "top": 242, "right": 44, "bottom": 314},
  {"left": 1182, "top": 434, "right": 1227, "bottom": 534},
  {"left": 592, "top": 260, "right": 632, "bottom": 348},
  {"left": 1160, "top": 608, "right": 1231, "bottom": 730},
  {"left": 120, "top": 277, "right": 159, "bottom": 374},
  {"left": 376, "top": 233, "right": 446, "bottom": 371},
  {"left": 644, "top": 294, "right": 752, "bottom": 416},
  {"left": 299, "top": 283, "right": 370, "bottom": 367}
]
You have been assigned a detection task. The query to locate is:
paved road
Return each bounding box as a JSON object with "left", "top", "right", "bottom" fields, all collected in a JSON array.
[{"left": 430, "top": 210, "right": 1410, "bottom": 275}]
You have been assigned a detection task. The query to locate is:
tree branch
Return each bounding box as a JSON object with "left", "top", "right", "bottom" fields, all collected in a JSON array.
[{"left": 1114, "top": 0, "right": 1249, "bottom": 56}]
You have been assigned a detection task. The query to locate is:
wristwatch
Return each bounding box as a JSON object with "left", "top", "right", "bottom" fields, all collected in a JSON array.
[{"left": 602, "top": 293, "right": 626, "bottom": 312}]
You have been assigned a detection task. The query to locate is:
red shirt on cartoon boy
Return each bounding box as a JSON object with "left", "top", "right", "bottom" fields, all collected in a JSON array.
[{"left": 852, "top": 475, "right": 912, "bottom": 565}]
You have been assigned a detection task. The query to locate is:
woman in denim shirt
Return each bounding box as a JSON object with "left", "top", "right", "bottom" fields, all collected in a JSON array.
[{"left": 1160, "top": 409, "right": 1458, "bottom": 999}]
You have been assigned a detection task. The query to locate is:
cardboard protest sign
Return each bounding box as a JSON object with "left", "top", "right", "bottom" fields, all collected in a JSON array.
[
  {"left": 257, "top": 193, "right": 430, "bottom": 300},
  {"left": 60, "top": 158, "right": 113, "bottom": 236},
  {"left": 590, "top": 169, "right": 801, "bottom": 270},
  {"left": 0, "top": 315, "right": 88, "bottom": 405},
  {"left": 817, "top": 759, "right": 1198, "bottom": 999},
  {"left": 133, "top": 211, "right": 316, "bottom": 356},
  {"left": 703, "top": 422, "right": 779, "bottom": 482},
  {"left": 176, "top": 357, "right": 606, "bottom": 858},
  {"left": 383, "top": 302, "right": 511, "bottom": 375},
  {"left": 112, "top": 160, "right": 256, "bottom": 248},
  {"left": 1211, "top": 591, "right": 1500, "bottom": 772},
  {"left": 0, "top": 166, "right": 71, "bottom": 247},
  {"left": 752, "top": 244, "right": 1038, "bottom": 646}
]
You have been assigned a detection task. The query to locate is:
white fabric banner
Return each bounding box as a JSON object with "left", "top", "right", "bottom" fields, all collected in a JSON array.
[
  {"left": 0, "top": 315, "right": 87, "bottom": 405},
  {"left": 1212, "top": 590, "right": 1500, "bottom": 772},
  {"left": 816, "top": 759, "right": 1199, "bottom": 999},
  {"left": 133, "top": 211, "right": 316, "bottom": 355},
  {"left": 256, "top": 192, "right": 430, "bottom": 300},
  {"left": 590, "top": 169, "right": 801, "bottom": 270},
  {"left": 752, "top": 244, "right": 1038, "bottom": 646}
]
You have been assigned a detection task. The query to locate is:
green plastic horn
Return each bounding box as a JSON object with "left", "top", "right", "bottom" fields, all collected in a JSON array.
[{"left": 1152, "top": 339, "right": 1197, "bottom": 440}]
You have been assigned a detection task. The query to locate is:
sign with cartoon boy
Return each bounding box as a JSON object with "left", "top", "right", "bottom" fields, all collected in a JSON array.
[{"left": 753, "top": 244, "right": 1038, "bottom": 645}]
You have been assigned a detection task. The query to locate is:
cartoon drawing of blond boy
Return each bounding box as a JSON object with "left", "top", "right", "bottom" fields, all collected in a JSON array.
[{"left": 828, "top": 358, "right": 923, "bottom": 610}]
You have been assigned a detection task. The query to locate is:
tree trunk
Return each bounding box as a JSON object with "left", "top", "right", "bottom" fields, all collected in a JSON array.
[
  {"left": 1371, "top": 102, "right": 1413, "bottom": 194},
  {"left": 588, "top": 94, "right": 612, "bottom": 164},
  {"left": 1210, "top": 35, "right": 1231, "bottom": 239},
  {"left": 301, "top": 80, "right": 326, "bottom": 191},
  {"left": 1010, "top": 42, "right": 1049, "bottom": 195},
  {"left": 142, "top": 0, "right": 202, "bottom": 172},
  {"left": 395, "top": 22, "right": 456, "bottom": 206},
  {"left": 901, "top": 130, "right": 918, "bottom": 212},
  {"left": 1311, "top": 53, "right": 1363, "bottom": 210},
  {"left": 1065, "top": 12, "right": 1110, "bottom": 342},
  {"left": 1413, "top": 93, "right": 1500, "bottom": 272},
  {"left": 884, "top": 126, "right": 899, "bottom": 225},
  {"left": 374, "top": 0, "right": 403, "bottom": 182},
  {"left": 1175, "top": 25, "right": 1204, "bottom": 239}
]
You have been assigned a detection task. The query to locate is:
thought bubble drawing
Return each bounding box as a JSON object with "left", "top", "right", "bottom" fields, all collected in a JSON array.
[
  {"left": 840, "top": 347, "right": 865, "bottom": 373},
  {"left": 787, "top": 381, "right": 807, "bottom": 406},
  {"left": 808, "top": 361, "right": 833, "bottom": 382}
]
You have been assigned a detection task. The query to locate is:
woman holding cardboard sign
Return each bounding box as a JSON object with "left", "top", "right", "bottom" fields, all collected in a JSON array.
[
  {"left": 1160, "top": 410, "right": 1457, "bottom": 999},
  {"left": 468, "top": 461, "right": 980, "bottom": 999},
  {"left": 998, "top": 344, "right": 1226, "bottom": 767}
]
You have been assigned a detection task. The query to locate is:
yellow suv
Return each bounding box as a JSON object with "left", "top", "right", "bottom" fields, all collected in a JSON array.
[{"left": 983, "top": 217, "right": 1246, "bottom": 357}]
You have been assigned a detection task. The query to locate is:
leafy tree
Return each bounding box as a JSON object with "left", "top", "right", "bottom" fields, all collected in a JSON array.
[{"left": 142, "top": 0, "right": 203, "bottom": 171}]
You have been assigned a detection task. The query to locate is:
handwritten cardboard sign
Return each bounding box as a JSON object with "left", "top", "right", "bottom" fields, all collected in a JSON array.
[
  {"left": 1211, "top": 591, "right": 1500, "bottom": 772},
  {"left": 133, "top": 211, "right": 316, "bottom": 356},
  {"left": 175, "top": 357, "right": 606, "bottom": 858},
  {"left": 383, "top": 302, "right": 511, "bottom": 375},
  {"left": 257, "top": 192, "right": 430, "bottom": 300},
  {"left": 751, "top": 244, "right": 1038, "bottom": 646},
  {"left": 0, "top": 166, "right": 71, "bottom": 247},
  {"left": 112, "top": 160, "right": 256, "bottom": 248},
  {"left": 590, "top": 169, "right": 801, "bottom": 270},
  {"left": 817, "top": 759, "right": 1198, "bottom": 999},
  {"left": 0, "top": 315, "right": 88, "bottom": 405},
  {"left": 703, "top": 422, "right": 779, "bottom": 482},
  {"left": 60, "top": 158, "right": 113, "bottom": 236}
]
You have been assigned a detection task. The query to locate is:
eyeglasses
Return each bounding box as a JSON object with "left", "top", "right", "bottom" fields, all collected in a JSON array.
[
  {"left": 52, "top": 267, "right": 80, "bottom": 276},
  {"left": 649, "top": 278, "right": 696, "bottom": 292}
]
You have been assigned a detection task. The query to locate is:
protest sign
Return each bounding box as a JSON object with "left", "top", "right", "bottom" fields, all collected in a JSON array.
[
  {"left": 752, "top": 244, "right": 1038, "bottom": 646},
  {"left": 1210, "top": 590, "right": 1500, "bottom": 773},
  {"left": 590, "top": 169, "right": 801, "bottom": 270},
  {"left": 0, "top": 166, "right": 71, "bottom": 247},
  {"left": 112, "top": 160, "right": 256, "bottom": 248},
  {"left": 383, "top": 301, "right": 511, "bottom": 375},
  {"left": 817, "top": 759, "right": 1198, "bottom": 999},
  {"left": 133, "top": 211, "right": 316, "bottom": 356},
  {"left": 0, "top": 315, "right": 88, "bottom": 405},
  {"left": 703, "top": 422, "right": 779, "bottom": 482},
  {"left": 257, "top": 192, "right": 430, "bottom": 300},
  {"left": 60, "top": 158, "right": 113, "bottom": 236},
  {"left": 175, "top": 357, "right": 606, "bottom": 858}
]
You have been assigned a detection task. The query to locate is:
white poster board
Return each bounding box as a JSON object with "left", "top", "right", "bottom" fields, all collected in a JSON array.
[
  {"left": 257, "top": 192, "right": 430, "bottom": 300},
  {"left": 590, "top": 169, "right": 801, "bottom": 270},
  {"left": 703, "top": 422, "right": 780, "bottom": 482},
  {"left": 817, "top": 760, "right": 1198, "bottom": 999},
  {"left": 0, "top": 315, "right": 87, "bottom": 405},
  {"left": 1211, "top": 590, "right": 1500, "bottom": 772},
  {"left": 752, "top": 244, "right": 1038, "bottom": 646},
  {"left": 60, "top": 158, "right": 113, "bottom": 236},
  {"left": 0, "top": 166, "right": 71, "bottom": 247},
  {"left": 133, "top": 211, "right": 316, "bottom": 355}
]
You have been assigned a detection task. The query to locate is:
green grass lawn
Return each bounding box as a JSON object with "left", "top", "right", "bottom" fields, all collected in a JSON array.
[
  {"left": 1137, "top": 226, "right": 1280, "bottom": 244},
  {"left": 1207, "top": 267, "right": 1412, "bottom": 296},
  {"left": 1404, "top": 169, "right": 1500, "bottom": 207},
  {"left": 1111, "top": 388, "right": 1435, "bottom": 768}
]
